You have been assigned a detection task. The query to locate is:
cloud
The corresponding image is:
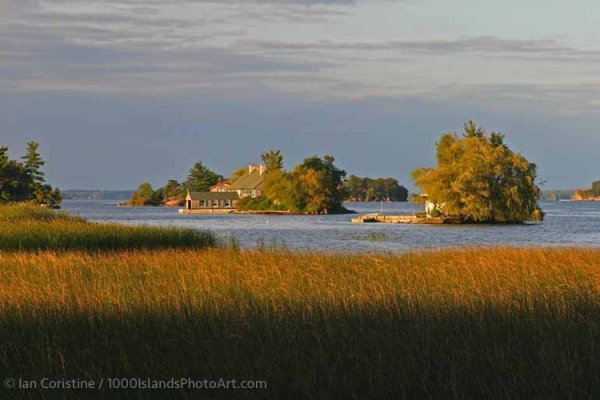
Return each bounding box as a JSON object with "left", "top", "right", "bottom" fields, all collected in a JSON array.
[
  {"left": 244, "top": 36, "right": 600, "bottom": 60},
  {"left": 2, "top": 0, "right": 600, "bottom": 115}
]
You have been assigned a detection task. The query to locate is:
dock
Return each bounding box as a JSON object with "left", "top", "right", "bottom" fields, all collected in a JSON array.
[{"left": 351, "top": 213, "right": 448, "bottom": 224}]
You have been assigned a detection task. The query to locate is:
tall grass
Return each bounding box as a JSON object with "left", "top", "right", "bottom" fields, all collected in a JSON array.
[
  {"left": 0, "top": 203, "right": 216, "bottom": 250},
  {"left": 1, "top": 247, "right": 600, "bottom": 399}
]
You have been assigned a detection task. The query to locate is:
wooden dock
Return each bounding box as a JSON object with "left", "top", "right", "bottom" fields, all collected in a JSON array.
[{"left": 351, "top": 213, "right": 448, "bottom": 224}]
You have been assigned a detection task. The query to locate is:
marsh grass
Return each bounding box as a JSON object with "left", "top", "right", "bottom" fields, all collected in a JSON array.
[
  {"left": 2, "top": 247, "right": 600, "bottom": 399},
  {"left": 0, "top": 203, "right": 216, "bottom": 251}
]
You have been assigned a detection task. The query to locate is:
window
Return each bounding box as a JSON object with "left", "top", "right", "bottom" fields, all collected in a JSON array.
[
  {"left": 224, "top": 199, "right": 231, "bottom": 207},
  {"left": 200, "top": 200, "right": 206, "bottom": 207},
  {"left": 213, "top": 199, "right": 219, "bottom": 207}
]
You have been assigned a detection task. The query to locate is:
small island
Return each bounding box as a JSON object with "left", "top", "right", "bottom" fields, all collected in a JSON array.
[{"left": 354, "top": 122, "right": 544, "bottom": 224}]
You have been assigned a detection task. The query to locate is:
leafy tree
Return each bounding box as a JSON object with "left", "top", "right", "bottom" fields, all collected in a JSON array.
[
  {"left": 163, "top": 179, "right": 182, "bottom": 199},
  {"left": 261, "top": 149, "right": 284, "bottom": 172},
  {"left": 262, "top": 154, "right": 347, "bottom": 214},
  {"left": 184, "top": 162, "right": 221, "bottom": 192},
  {"left": 345, "top": 175, "right": 366, "bottom": 201},
  {"left": 412, "top": 122, "right": 543, "bottom": 223},
  {"left": 129, "top": 182, "right": 163, "bottom": 206}
]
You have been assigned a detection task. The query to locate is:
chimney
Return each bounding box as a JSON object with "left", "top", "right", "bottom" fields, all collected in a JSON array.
[{"left": 259, "top": 164, "right": 266, "bottom": 176}]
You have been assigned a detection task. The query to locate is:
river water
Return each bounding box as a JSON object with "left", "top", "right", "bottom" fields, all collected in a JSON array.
[{"left": 61, "top": 200, "right": 600, "bottom": 252}]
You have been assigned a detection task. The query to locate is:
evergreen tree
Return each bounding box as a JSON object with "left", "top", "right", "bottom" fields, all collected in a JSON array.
[
  {"left": 21, "top": 141, "right": 46, "bottom": 199},
  {"left": 184, "top": 162, "right": 221, "bottom": 192}
]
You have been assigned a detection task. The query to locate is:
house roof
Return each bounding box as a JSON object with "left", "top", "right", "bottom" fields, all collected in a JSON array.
[
  {"left": 187, "top": 192, "right": 240, "bottom": 201},
  {"left": 210, "top": 180, "right": 231, "bottom": 189},
  {"left": 229, "top": 170, "right": 264, "bottom": 190}
]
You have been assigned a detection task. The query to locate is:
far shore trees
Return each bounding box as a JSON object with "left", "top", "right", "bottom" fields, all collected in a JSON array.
[
  {"left": 412, "top": 121, "right": 544, "bottom": 223},
  {"left": 0, "top": 142, "right": 61, "bottom": 207},
  {"left": 345, "top": 176, "right": 408, "bottom": 202}
]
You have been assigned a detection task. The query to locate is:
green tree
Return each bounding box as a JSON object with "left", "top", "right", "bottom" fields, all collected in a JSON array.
[
  {"left": 129, "top": 182, "right": 163, "bottom": 206},
  {"left": 163, "top": 179, "right": 182, "bottom": 199},
  {"left": 184, "top": 162, "right": 220, "bottom": 192},
  {"left": 21, "top": 141, "right": 46, "bottom": 199},
  {"left": 345, "top": 175, "right": 366, "bottom": 201},
  {"left": 261, "top": 149, "right": 284, "bottom": 172},
  {"left": 0, "top": 147, "right": 26, "bottom": 201},
  {"left": 261, "top": 154, "right": 347, "bottom": 213},
  {"left": 291, "top": 156, "right": 346, "bottom": 213},
  {"left": 412, "top": 122, "right": 543, "bottom": 223}
]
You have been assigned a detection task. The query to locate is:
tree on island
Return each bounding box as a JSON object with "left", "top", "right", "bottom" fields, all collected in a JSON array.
[
  {"left": 412, "top": 121, "right": 544, "bottom": 223},
  {"left": 0, "top": 142, "right": 61, "bottom": 207},
  {"left": 261, "top": 149, "right": 284, "bottom": 172},
  {"left": 184, "top": 162, "right": 222, "bottom": 193},
  {"left": 260, "top": 152, "right": 348, "bottom": 214},
  {"left": 127, "top": 161, "right": 222, "bottom": 206}
]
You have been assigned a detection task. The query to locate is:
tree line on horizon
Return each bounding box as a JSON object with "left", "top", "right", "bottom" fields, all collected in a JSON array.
[{"left": 0, "top": 142, "right": 62, "bottom": 207}]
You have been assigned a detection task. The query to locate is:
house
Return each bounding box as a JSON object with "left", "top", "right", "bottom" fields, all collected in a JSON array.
[
  {"left": 181, "top": 164, "right": 266, "bottom": 212},
  {"left": 185, "top": 191, "right": 240, "bottom": 210},
  {"left": 210, "top": 180, "right": 231, "bottom": 193},
  {"left": 228, "top": 164, "right": 266, "bottom": 198}
]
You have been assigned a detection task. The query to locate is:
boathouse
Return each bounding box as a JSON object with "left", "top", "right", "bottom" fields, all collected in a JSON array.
[{"left": 185, "top": 191, "right": 240, "bottom": 210}]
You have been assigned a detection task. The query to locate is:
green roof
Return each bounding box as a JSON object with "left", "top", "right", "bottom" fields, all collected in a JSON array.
[
  {"left": 187, "top": 192, "right": 239, "bottom": 201},
  {"left": 229, "top": 170, "right": 264, "bottom": 190}
]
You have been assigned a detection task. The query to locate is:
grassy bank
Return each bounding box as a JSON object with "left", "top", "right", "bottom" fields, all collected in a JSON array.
[
  {"left": 2, "top": 247, "right": 600, "bottom": 399},
  {"left": 0, "top": 203, "right": 216, "bottom": 251}
]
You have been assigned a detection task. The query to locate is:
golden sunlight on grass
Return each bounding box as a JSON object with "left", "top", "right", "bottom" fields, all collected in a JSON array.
[{"left": 2, "top": 247, "right": 600, "bottom": 399}]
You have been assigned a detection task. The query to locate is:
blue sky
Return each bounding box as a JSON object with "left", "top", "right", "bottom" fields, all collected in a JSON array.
[{"left": 1, "top": 0, "right": 599, "bottom": 190}]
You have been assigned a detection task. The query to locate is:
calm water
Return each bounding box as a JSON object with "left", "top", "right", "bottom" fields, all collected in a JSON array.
[{"left": 61, "top": 200, "right": 600, "bottom": 252}]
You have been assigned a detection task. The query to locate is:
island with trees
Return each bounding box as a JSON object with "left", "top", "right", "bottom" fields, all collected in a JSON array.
[
  {"left": 126, "top": 150, "right": 409, "bottom": 214},
  {"left": 0, "top": 142, "right": 62, "bottom": 208},
  {"left": 355, "top": 122, "right": 544, "bottom": 224},
  {"left": 411, "top": 121, "right": 544, "bottom": 223}
]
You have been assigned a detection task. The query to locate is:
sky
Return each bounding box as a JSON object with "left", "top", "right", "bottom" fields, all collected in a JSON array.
[{"left": 1, "top": 0, "right": 599, "bottom": 190}]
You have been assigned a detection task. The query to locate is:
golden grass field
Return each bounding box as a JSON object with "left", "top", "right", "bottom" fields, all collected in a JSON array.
[{"left": 1, "top": 204, "right": 600, "bottom": 399}]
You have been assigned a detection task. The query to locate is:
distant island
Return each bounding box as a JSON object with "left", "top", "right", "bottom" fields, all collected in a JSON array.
[
  {"left": 124, "top": 150, "right": 408, "bottom": 215},
  {"left": 571, "top": 180, "right": 600, "bottom": 201},
  {"left": 541, "top": 190, "right": 575, "bottom": 201},
  {"left": 63, "top": 190, "right": 133, "bottom": 201}
]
